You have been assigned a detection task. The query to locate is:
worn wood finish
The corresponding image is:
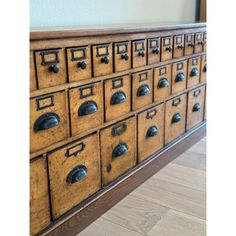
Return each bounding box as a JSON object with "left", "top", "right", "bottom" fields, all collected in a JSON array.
[
  {"left": 104, "top": 75, "right": 131, "bottom": 122},
  {"left": 203, "top": 32, "right": 207, "bottom": 52},
  {"left": 200, "top": 55, "right": 207, "bottom": 83},
  {"left": 173, "top": 34, "right": 184, "bottom": 59},
  {"left": 138, "top": 103, "right": 164, "bottom": 162},
  {"left": 187, "top": 56, "right": 201, "bottom": 88},
  {"left": 30, "top": 90, "right": 69, "bottom": 153},
  {"left": 30, "top": 52, "right": 37, "bottom": 91},
  {"left": 132, "top": 69, "right": 153, "bottom": 111},
  {"left": 30, "top": 158, "right": 50, "bottom": 236},
  {"left": 147, "top": 38, "right": 161, "bottom": 65},
  {"left": 100, "top": 117, "right": 137, "bottom": 186},
  {"left": 69, "top": 82, "right": 103, "bottom": 136},
  {"left": 161, "top": 36, "right": 173, "bottom": 61},
  {"left": 48, "top": 133, "right": 101, "bottom": 219},
  {"left": 132, "top": 39, "right": 147, "bottom": 68},
  {"left": 172, "top": 60, "right": 187, "bottom": 94},
  {"left": 194, "top": 32, "right": 204, "bottom": 54},
  {"left": 184, "top": 33, "right": 194, "bottom": 56}
]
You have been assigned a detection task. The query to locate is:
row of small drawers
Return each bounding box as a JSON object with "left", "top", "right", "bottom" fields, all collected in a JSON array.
[
  {"left": 30, "top": 31, "right": 206, "bottom": 91},
  {"left": 30, "top": 55, "right": 206, "bottom": 153},
  {"left": 30, "top": 85, "right": 206, "bottom": 235}
]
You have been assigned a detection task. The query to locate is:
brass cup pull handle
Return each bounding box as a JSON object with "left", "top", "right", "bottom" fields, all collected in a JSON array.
[
  {"left": 146, "top": 126, "right": 158, "bottom": 138},
  {"left": 177, "top": 45, "right": 183, "bottom": 50},
  {"left": 152, "top": 47, "right": 160, "bottom": 54},
  {"left": 77, "top": 61, "right": 87, "bottom": 70},
  {"left": 190, "top": 68, "right": 199, "bottom": 77},
  {"left": 110, "top": 91, "right": 126, "bottom": 105},
  {"left": 49, "top": 65, "right": 59, "bottom": 73},
  {"left": 121, "top": 53, "right": 129, "bottom": 61},
  {"left": 78, "top": 101, "right": 98, "bottom": 116},
  {"left": 101, "top": 56, "right": 109, "bottom": 64},
  {"left": 175, "top": 72, "right": 185, "bottom": 82},
  {"left": 137, "top": 84, "right": 150, "bottom": 97},
  {"left": 67, "top": 165, "right": 88, "bottom": 184},
  {"left": 158, "top": 78, "right": 169, "bottom": 88},
  {"left": 138, "top": 51, "right": 145, "bottom": 57},
  {"left": 172, "top": 113, "right": 181, "bottom": 124},
  {"left": 193, "top": 103, "right": 201, "bottom": 112},
  {"left": 112, "top": 142, "right": 128, "bottom": 160},
  {"left": 165, "top": 46, "right": 172, "bottom": 52}
]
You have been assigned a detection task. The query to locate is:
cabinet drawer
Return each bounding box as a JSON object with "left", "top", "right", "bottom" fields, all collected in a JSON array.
[
  {"left": 100, "top": 117, "right": 137, "bottom": 186},
  {"left": 161, "top": 36, "right": 173, "bottom": 61},
  {"left": 154, "top": 64, "right": 171, "bottom": 101},
  {"left": 165, "top": 94, "right": 187, "bottom": 144},
  {"left": 67, "top": 46, "right": 92, "bottom": 82},
  {"left": 30, "top": 91, "right": 69, "bottom": 153},
  {"left": 48, "top": 133, "right": 100, "bottom": 219},
  {"left": 138, "top": 104, "right": 164, "bottom": 162},
  {"left": 187, "top": 86, "right": 205, "bottom": 130},
  {"left": 132, "top": 39, "right": 147, "bottom": 68},
  {"left": 30, "top": 52, "right": 37, "bottom": 91},
  {"left": 172, "top": 60, "right": 187, "bottom": 94},
  {"left": 132, "top": 70, "right": 153, "bottom": 110},
  {"left": 203, "top": 32, "right": 207, "bottom": 52},
  {"left": 92, "top": 44, "right": 113, "bottom": 77},
  {"left": 147, "top": 38, "right": 161, "bottom": 64},
  {"left": 173, "top": 35, "right": 184, "bottom": 59},
  {"left": 200, "top": 55, "right": 207, "bottom": 83},
  {"left": 184, "top": 33, "right": 194, "bottom": 56},
  {"left": 194, "top": 32, "right": 204, "bottom": 54},
  {"left": 30, "top": 158, "right": 50, "bottom": 236},
  {"left": 187, "top": 57, "right": 200, "bottom": 88},
  {"left": 69, "top": 82, "right": 103, "bottom": 136},
  {"left": 104, "top": 75, "right": 131, "bottom": 122},
  {"left": 35, "top": 49, "right": 67, "bottom": 89},
  {"left": 114, "top": 41, "right": 131, "bottom": 72}
]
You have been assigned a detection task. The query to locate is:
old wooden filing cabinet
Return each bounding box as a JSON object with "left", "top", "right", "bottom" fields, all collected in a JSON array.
[{"left": 30, "top": 22, "right": 206, "bottom": 236}]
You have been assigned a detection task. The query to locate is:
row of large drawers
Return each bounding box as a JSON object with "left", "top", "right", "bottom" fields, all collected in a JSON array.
[
  {"left": 30, "top": 31, "right": 206, "bottom": 90},
  {"left": 30, "top": 85, "right": 206, "bottom": 235},
  {"left": 30, "top": 55, "right": 206, "bottom": 153}
]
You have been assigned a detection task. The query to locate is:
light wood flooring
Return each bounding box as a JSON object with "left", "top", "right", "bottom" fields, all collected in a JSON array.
[{"left": 79, "top": 138, "right": 206, "bottom": 236}]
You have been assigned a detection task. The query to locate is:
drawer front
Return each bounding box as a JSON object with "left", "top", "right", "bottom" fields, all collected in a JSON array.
[
  {"left": 114, "top": 41, "right": 131, "bottom": 72},
  {"left": 100, "top": 117, "right": 137, "bottom": 186},
  {"left": 30, "top": 52, "right": 37, "bottom": 91},
  {"left": 69, "top": 82, "right": 103, "bottom": 136},
  {"left": 194, "top": 32, "right": 204, "bottom": 54},
  {"left": 187, "top": 86, "right": 205, "bottom": 130},
  {"left": 92, "top": 44, "right": 113, "bottom": 77},
  {"left": 48, "top": 133, "right": 100, "bottom": 219},
  {"left": 203, "top": 32, "right": 207, "bottom": 52},
  {"left": 138, "top": 104, "right": 164, "bottom": 162},
  {"left": 132, "top": 70, "right": 153, "bottom": 110},
  {"left": 35, "top": 49, "right": 67, "bottom": 89},
  {"left": 104, "top": 75, "right": 131, "bottom": 122},
  {"left": 154, "top": 64, "right": 171, "bottom": 101},
  {"left": 30, "top": 91, "right": 69, "bottom": 153},
  {"left": 30, "top": 158, "right": 50, "bottom": 236},
  {"left": 184, "top": 33, "right": 194, "bottom": 56},
  {"left": 172, "top": 60, "right": 187, "bottom": 94},
  {"left": 132, "top": 40, "right": 147, "bottom": 68},
  {"left": 173, "top": 35, "right": 184, "bottom": 59},
  {"left": 200, "top": 55, "right": 207, "bottom": 83},
  {"left": 187, "top": 57, "right": 200, "bottom": 88},
  {"left": 161, "top": 36, "right": 173, "bottom": 61},
  {"left": 67, "top": 46, "right": 92, "bottom": 82},
  {"left": 165, "top": 94, "right": 187, "bottom": 144},
  {"left": 148, "top": 38, "right": 161, "bottom": 64}
]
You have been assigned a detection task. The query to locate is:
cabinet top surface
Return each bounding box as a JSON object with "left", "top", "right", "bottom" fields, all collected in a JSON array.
[{"left": 30, "top": 21, "right": 207, "bottom": 41}]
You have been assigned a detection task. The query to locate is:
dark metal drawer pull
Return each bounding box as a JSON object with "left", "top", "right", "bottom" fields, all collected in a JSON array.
[
  {"left": 137, "top": 84, "right": 150, "bottom": 97},
  {"left": 138, "top": 51, "right": 145, "bottom": 57},
  {"left": 194, "top": 89, "right": 201, "bottom": 97},
  {"left": 112, "top": 142, "right": 128, "bottom": 159},
  {"left": 193, "top": 103, "right": 201, "bottom": 112},
  {"left": 172, "top": 113, "right": 181, "bottom": 124},
  {"left": 121, "top": 54, "right": 129, "bottom": 61},
  {"left": 188, "top": 43, "right": 194, "bottom": 47},
  {"left": 67, "top": 165, "right": 87, "bottom": 184},
  {"left": 146, "top": 126, "right": 158, "bottom": 138},
  {"left": 175, "top": 72, "right": 185, "bottom": 82},
  {"left": 177, "top": 45, "right": 183, "bottom": 50},
  {"left": 203, "top": 64, "right": 207, "bottom": 72},
  {"left": 111, "top": 123, "right": 127, "bottom": 136},
  {"left": 77, "top": 61, "right": 87, "bottom": 70},
  {"left": 190, "top": 68, "right": 199, "bottom": 77},
  {"left": 158, "top": 78, "right": 169, "bottom": 88},
  {"left": 78, "top": 101, "right": 98, "bottom": 116},
  {"left": 152, "top": 47, "right": 160, "bottom": 54},
  {"left": 165, "top": 46, "right": 172, "bottom": 52},
  {"left": 110, "top": 91, "right": 126, "bottom": 105},
  {"left": 198, "top": 41, "right": 203, "bottom": 45},
  {"left": 101, "top": 56, "right": 109, "bottom": 64},
  {"left": 49, "top": 65, "right": 59, "bottom": 73},
  {"left": 34, "top": 112, "right": 60, "bottom": 132}
]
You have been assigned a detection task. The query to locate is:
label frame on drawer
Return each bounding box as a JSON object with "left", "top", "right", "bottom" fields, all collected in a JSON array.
[
  {"left": 96, "top": 44, "right": 110, "bottom": 57},
  {"left": 116, "top": 41, "right": 129, "bottom": 54},
  {"left": 70, "top": 47, "right": 87, "bottom": 61}
]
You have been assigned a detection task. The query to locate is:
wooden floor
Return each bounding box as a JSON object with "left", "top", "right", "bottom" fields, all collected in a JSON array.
[{"left": 78, "top": 138, "right": 206, "bottom": 236}]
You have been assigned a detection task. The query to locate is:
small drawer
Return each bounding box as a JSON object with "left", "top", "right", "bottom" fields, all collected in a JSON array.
[
  {"left": 173, "top": 35, "right": 184, "bottom": 59},
  {"left": 138, "top": 104, "right": 164, "bottom": 162},
  {"left": 67, "top": 46, "right": 92, "bottom": 82},
  {"left": 161, "top": 36, "right": 173, "bottom": 61},
  {"left": 30, "top": 52, "right": 37, "bottom": 91},
  {"left": 30, "top": 158, "right": 50, "bottom": 236},
  {"left": 104, "top": 75, "right": 131, "bottom": 122},
  {"left": 30, "top": 91, "right": 69, "bottom": 153},
  {"left": 69, "top": 82, "right": 103, "bottom": 136},
  {"left": 148, "top": 38, "right": 161, "bottom": 64},
  {"left": 48, "top": 133, "right": 100, "bottom": 219},
  {"left": 200, "top": 55, "right": 207, "bottom": 83},
  {"left": 100, "top": 117, "right": 137, "bottom": 186},
  {"left": 194, "top": 32, "right": 204, "bottom": 54},
  {"left": 184, "top": 33, "right": 194, "bottom": 56},
  {"left": 154, "top": 64, "right": 171, "bottom": 101},
  {"left": 92, "top": 44, "right": 113, "bottom": 77},
  {"left": 165, "top": 94, "right": 187, "bottom": 144},
  {"left": 187, "top": 86, "right": 206, "bottom": 130},
  {"left": 132, "top": 39, "right": 147, "bottom": 68},
  {"left": 132, "top": 69, "right": 153, "bottom": 111},
  {"left": 114, "top": 41, "right": 131, "bottom": 72},
  {"left": 172, "top": 60, "right": 187, "bottom": 94},
  {"left": 35, "top": 49, "right": 67, "bottom": 89},
  {"left": 203, "top": 32, "right": 207, "bottom": 52},
  {"left": 187, "top": 57, "right": 200, "bottom": 88}
]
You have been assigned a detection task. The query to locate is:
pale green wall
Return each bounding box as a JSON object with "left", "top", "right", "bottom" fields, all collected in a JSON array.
[{"left": 30, "top": 0, "right": 198, "bottom": 27}]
